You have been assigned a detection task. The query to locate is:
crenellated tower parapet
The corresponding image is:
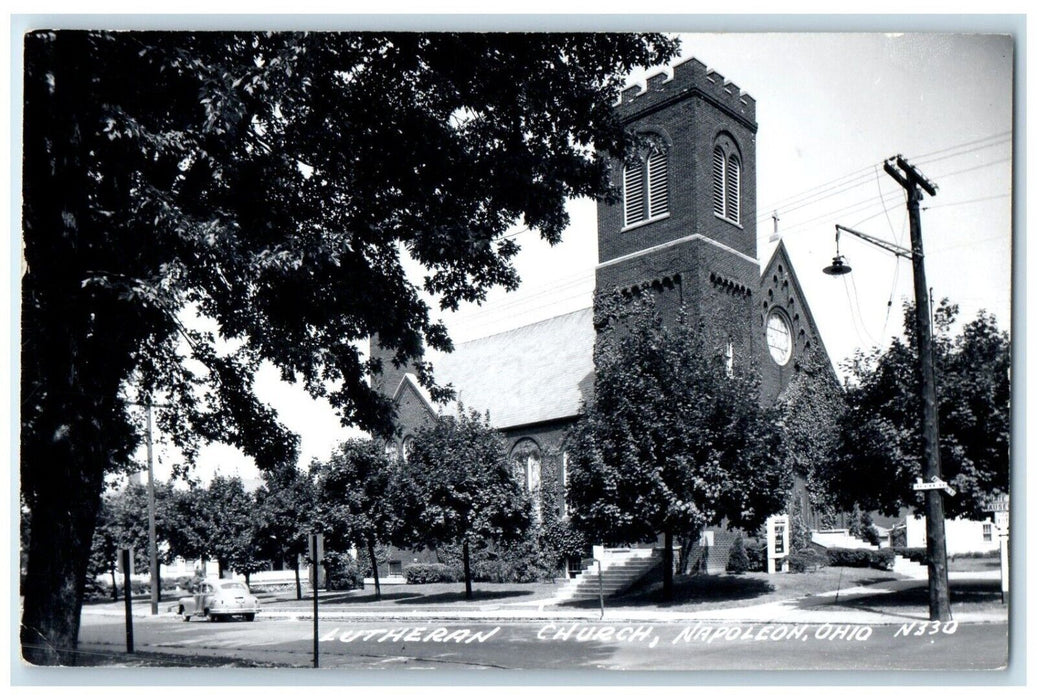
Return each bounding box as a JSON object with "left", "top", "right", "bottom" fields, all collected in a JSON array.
[{"left": 617, "top": 57, "right": 756, "bottom": 127}]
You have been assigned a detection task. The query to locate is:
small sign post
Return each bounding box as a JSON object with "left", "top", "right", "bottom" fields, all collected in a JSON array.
[{"left": 983, "top": 496, "right": 1010, "bottom": 604}]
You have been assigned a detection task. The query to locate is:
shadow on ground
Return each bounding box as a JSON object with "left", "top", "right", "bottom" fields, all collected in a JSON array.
[
  {"left": 819, "top": 579, "right": 1003, "bottom": 611},
  {"left": 559, "top": 573, "right": 775, "bottom": 609}
]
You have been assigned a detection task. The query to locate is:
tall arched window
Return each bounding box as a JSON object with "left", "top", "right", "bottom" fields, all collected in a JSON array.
[
  {"left": 712, "top": 136, "right": 741, "bottom": 225},
  {"left": 400, "top": 435, "right": 415, "bottom": 462},
  {"left": 510, "top": 439, "right": 542, "bottom": 521},
  {"left": 623, "top": 146, "right": 669, "bottom": 228}
]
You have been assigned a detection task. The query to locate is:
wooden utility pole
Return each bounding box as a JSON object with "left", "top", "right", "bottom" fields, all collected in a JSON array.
[{"left": 884, "top": 154, "right": 952, "bottom": 622}]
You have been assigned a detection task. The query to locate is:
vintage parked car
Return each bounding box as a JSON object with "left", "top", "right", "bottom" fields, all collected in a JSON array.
[{"left": 177, "top": 579, "right": 260, "bottom": 622}]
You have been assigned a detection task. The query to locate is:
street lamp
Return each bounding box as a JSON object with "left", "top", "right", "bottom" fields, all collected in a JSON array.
[{"left": 823, "top": 155, "right": 952, "bottom": 622}]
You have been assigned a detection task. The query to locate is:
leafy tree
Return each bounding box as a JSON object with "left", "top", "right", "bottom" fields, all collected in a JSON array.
[
  {"left": 87, "top": 481, "right": 176, "bottom": 598},
  {"left": 396, "top": 408, "right": 533, "bottom": 599},
  {"left": 205, "top": 476, "right": 257, "bottom": 579},
  {"left": 819, "top": 301, "right": 1010, "bottom": 520},
  {"left": 254, "top": 468, "right": 317, "bottom": 599},
  {"left": 20, "top": 30, "right": 678, "bottom": 663},
  {"left": 164, "top": 486, "right": 212, "bottom": 572},
  {"left": 726, "top": 534, "right": 750, "bottom": 574},
  {"left": 312, "top": 439, "right": 400, "bottom": 600},
  {"left": 566, "top": 292, "right": 790, "bottom": 599}
]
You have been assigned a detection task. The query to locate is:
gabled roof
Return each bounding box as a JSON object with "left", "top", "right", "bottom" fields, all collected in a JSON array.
[
  {"left": 762, "top": 239, "right": 839, "bottom": 381},
  {"left": 422, "top": 307, "right": 596, "bottom": 429}
]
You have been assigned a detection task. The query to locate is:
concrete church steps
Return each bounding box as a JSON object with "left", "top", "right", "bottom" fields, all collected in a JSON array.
[
  {"left": 892, "top": 555, "right": 929, "bottom": 579},
  {"left": 811, "top": 529, "right": 880, "bottom": 551},
  {"left": 553, "top": 548, "right": 661, "bottom": 601}
]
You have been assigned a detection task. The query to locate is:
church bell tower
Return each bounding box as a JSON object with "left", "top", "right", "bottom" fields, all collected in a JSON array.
[{"left": 595, "top": 57, "right": 759, "bottom": 360}]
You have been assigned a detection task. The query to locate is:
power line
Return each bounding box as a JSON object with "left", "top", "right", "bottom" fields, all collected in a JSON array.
[{"left": 758, "top": 131, "right": 1010, "bottom": 230}]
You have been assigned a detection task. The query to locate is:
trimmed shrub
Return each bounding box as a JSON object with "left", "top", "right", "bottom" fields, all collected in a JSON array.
[
  {"left": 950, "top": 550, "right": 999, "bottom": 560},
  {"left": 788, "top": 548, "right": 827, "bottom": 573},
  {"left": 404, "top": 562, "right": 461, "bottom": 584},
  {"left": 726, "top": 535, "right": 750, "bottom": 574},
  {"left": 826, "top": 547, "right": 894, "bottom": 570},
  {"left": 322, "top": 552, "right": 365, "bottom": 591},
  {"left": 893, "top": 547, "right": 928, "bottom": 564}
]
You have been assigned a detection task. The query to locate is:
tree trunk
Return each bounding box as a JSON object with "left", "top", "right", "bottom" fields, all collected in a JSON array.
[
  {"left": 244, "top": 571, "right": 250, "bottom": 586},
  {"left": 20, "top": 30, "right": 114, "bottom": 667},
  {"left": 462, "top": 539, "right": 473, "bottom": 600},
  {"left": 294, "top": 557, "right": 302, "bottom": 600},
  {"left": 156, "top": 559, "right": 162, "bottom": 603},
  {"left": 20, "top": 463, "right": 105, "bottom": 665},
  {"left": 217, "top": 559, "right": 225, "bottom": 579},
  {"left": 110, "top": 566, "right": 118, "bottom": 601},
  {"left": 663, "top": 529, "right": 674, "bottom": 600},
  {"left": 367, "top": 540, "right": 382, "bottom": 601}
]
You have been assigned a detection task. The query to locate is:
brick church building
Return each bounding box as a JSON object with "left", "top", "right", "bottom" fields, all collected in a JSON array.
[{"left": 371, "top": 56, "right": 834, "bottom": 577}]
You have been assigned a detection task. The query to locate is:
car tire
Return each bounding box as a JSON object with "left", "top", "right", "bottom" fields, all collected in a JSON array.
[
  {"left": 179, "top": 606, "right": 190, "bottom": 622},
  {"left": 244, "top": 613, "right": 255, "bottom": 622}
]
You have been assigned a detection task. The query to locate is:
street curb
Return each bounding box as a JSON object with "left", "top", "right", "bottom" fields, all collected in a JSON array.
[{"left": 81, "top": 606, "right": 1008, "bottom": 626}]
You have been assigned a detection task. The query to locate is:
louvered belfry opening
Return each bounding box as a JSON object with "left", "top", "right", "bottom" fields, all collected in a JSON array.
[
  {"left": 623, "top": 146, "right": 669, "bottom": 227},
  {"left": 623, "top": 159, "right": 645, "bottom": 225},
  {"left": 712, "top": 141, "right": 741, "bottom": 224},
  {"left": 726, "top": 154, "right": 740, "bottom": 223},
  {"left": 712, "top": 145, "right": 726, "bottom": 216},
  {"left": 646, "top": 148, "right": 668, "bottom": 217}
]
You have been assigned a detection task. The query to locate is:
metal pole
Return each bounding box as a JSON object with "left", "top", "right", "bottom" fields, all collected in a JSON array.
[
  {"left": 999, "top": 527, "right": 1009, "bottom": 605},
  {"left": 596, "top": 560, "right": 604, "bottom": 620},
  {"left": 121, "top": 548, "right": 134, "bottom": 653},
  {"left": 904, "top": 178, "right": 952, "bottom": 622},
  {"left": 147, "top": 403, "right": 159, "bottom": 615},
  {"left": 311, "top": 533, "right": 319, "bottom": 668}
]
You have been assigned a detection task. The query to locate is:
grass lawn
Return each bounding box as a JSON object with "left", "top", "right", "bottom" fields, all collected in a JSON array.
[{"left": 558, "top": 567, "right": 900, "bottom": 612}]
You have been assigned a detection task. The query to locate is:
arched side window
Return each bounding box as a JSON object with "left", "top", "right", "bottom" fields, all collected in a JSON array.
[
  {"left": 510, "top": 438, "right": 542, "bottom": 521},
  {"left": 712, "top": 135, "right": 742, "bottom": 225},
  {"left": 623, "top": 145, "right": 669, "bottom": 228},
  {"left": 400, "top": 435, "right": 415, "bottom": 462}
]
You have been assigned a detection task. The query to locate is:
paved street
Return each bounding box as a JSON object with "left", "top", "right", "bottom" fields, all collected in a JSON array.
[
  {"left": 75, "top": 573, "right": 1009, "bottom": 671},
  {"left": 77, "top": 613, "right": 1007, "bottom": 671}
]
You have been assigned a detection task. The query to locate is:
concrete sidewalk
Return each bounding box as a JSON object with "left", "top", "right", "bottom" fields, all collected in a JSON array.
[{"left": 81, "top": 572, "right": 1007, "bottom": 626}]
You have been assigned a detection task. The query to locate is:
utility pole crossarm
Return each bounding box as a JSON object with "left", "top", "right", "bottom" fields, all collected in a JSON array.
[
  {"left": 893, "top": 154, "right": 939, "bottom": 196},
  {"left": 835, "top": 224, "right": 914, "bottom": 260}
]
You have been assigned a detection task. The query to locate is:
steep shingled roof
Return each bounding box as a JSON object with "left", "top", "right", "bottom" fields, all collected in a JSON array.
[{"left": 424, "top": 307, "right": 596, "bottom": 429}]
